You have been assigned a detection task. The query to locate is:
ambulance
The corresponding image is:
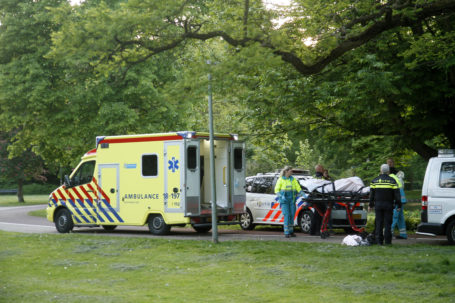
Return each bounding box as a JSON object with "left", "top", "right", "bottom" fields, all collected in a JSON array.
[{"left": 46, "top": 131, "right": 246, "bottom": 235}]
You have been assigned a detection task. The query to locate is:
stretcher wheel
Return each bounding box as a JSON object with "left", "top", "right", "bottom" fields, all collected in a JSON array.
[{"left": 320, "top": 231, "right": 329, "bottom": 239}]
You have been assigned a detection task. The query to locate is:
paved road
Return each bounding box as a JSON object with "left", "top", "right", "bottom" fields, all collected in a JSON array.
[{"left": 0, "top": 204, "right": 450, "bottom": 245}]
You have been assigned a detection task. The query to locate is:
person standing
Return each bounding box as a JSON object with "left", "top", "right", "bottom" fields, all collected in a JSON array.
[
  {"left": 387, "top": 158, "right": 398, "bottom": 175},
  {"left": 275, "top": 166, "right": 302, "bottom": 238},
  {"left": 391, "top": 171, "right": 408, "bottom": 239},
  {"left": 369, "top": 164, "right": 401, "bottom": 245},
  {"left": 311, "top": 164, "right": 325, "bottom": 235}
]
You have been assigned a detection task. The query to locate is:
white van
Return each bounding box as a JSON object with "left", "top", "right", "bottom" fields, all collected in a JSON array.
[{"left": 417, "top": 149, "right": 455, "bottom": 244}]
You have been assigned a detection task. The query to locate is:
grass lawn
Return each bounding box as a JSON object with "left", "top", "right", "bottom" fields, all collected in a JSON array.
[
  {"left": 0, "top": 195, "right": 49, "bottom": 207},
  {"left": 0, "top": 231, "right": 453, "bottom": 303}
]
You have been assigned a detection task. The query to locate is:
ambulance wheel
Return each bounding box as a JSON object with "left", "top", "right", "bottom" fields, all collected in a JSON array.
[
  {"left": 299, "top": 210, "right": 313, "bottom": 234},
  {"left": 446, "top": 220, "right": 455, "bottom": 245},
  {"left": 240, "top": 209, "right": 256, "bottom": 230},
  {"left": 192, "top": 225, "right": 212, "bottom": 233},
  {"left": 102, "top": 225, "right": 117, "bottom": 232},
  {"left": 55, "top": 208, "right": 74, "bottom": 233},
  {"left": 148, "top": 215, "right": 170, "bottom": 235}
]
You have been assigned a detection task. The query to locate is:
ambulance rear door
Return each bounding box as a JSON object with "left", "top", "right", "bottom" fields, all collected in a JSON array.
[
  {"left": 230, "top": 141, "right": 246, "bottom": 213},
  {"left": 185, "top": 140, "right": 201, "bottom": 216}
]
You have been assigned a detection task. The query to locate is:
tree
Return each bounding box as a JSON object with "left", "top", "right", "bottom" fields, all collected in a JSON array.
[
  {"left": 48, "top": 0, "right": 455, "bottom": 159},
  {"left": 0, "top": 132, "right": 46, "bottom": 202}
]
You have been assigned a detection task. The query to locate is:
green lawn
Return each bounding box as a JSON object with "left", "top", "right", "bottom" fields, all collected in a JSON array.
[
  {"left": 0, "top": 194, "right": 49, "bottom": 207},
  {"left": 0, "top": 231, "right": 453, "bottom": 303}
]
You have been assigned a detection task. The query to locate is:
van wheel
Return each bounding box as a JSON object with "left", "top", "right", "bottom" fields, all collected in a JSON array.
[
  {"left": 240, "top": 209, "right": 255, "bottom": 230},
  {"left": 148, "top": 215, "right": 170, "bottom": 235},
  {"left": 55, "top": 208, "right": 74, "bottom": 233},
  {"left": 446, "top": 220, "right": 455, "bottom": 244},
  {"left": 192, "top": 225, "right": 212, "bottom": 233},
  {"left": 299, "top": 210, "right": 313, "bottom": 234},
  {"left": 102, "top": 225, "right": 117, "bottom": 232}
]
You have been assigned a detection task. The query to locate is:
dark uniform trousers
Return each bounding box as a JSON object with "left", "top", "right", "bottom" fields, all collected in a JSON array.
[{"left": 375, "top": 203, "right": 394, "bottom": 245}]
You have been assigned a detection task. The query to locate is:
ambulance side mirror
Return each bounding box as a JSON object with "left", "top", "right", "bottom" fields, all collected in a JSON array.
[{"left": 64, "top": 175, "right": 72, "bottom": 188}]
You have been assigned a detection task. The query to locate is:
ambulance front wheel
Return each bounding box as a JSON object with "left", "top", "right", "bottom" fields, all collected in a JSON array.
[
  {"left": 55, "top": 208, "right": 74, "bottom": 233},
  {"left": 148, "top": 215, "right": 171, "bottom": 235}
]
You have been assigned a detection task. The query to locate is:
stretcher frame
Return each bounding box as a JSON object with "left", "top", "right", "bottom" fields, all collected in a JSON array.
[{"left": 303, "top": 185, "right": 369, "bottom": 239}]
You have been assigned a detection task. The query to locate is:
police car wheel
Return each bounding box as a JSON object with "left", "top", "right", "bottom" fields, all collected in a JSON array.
[
  {"left": 299, "top": 210, "right": 313, "bottom": 234},
  {"left": 240, "top": 209, "right": 255, "bottom": 230},
  {"left": 148, "top": 215, "right": 170, "bottom": 235},
  {"left": 446, "top": 220, "right": 455, "bottom": 244},
  {"left": 102, "top": 225, "right": 117, "bottom": 232},
  {"left": 55, "top": 208, "right": 74, "bottom": 233}
]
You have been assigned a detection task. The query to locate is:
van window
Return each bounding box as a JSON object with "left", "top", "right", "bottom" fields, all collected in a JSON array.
[
  {"left": 440, "top": 162, "right": 455, "bottom": 188},
  {"left": 187, "top": 146, "right": 197, "bottom": 170},
  {"left": 234, "top": 148, "right": 243, "bottom": 170},
  {"left": 71, "top": 161, "right": 95, "bottom": 186},
  {"left": 142, "top": 154, "right": 158, "bottom": 177}
]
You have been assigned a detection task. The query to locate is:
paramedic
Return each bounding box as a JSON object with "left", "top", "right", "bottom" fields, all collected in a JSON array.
[
  {"left": 387, "top": 158, "right": 398, "bottom": 175},
  {"left": 369, "top": 164, "right": 401, "bottom": 245},
  {"left": 315, "top": 164, "right": 324, "bottom": 179},
  {"left": 390, "top": 171, "right": 408, "bottom": 239},
  {"left": 311, "top": 164, "right": 325, "bottom": 235},
  {"left": 275, "top": 166, "right": 302, "bottom": 238}
]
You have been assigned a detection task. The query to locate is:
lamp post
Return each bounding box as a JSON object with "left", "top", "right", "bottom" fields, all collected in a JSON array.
[{"left": 207, "top": 61, "right": 218, "bottom": 244}]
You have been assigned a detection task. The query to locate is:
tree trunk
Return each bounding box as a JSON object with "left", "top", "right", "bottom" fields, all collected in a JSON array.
[{"left": 17, "top": 179, "right": 25, "bottom": 203}]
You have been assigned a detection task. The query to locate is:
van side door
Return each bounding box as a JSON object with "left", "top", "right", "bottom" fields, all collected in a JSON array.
[
  {"left": 164, "top": 141, "right": 184, "bottom": 213},
  {"left": 429, "top": 160, "right": 455, "bottom": 223}
]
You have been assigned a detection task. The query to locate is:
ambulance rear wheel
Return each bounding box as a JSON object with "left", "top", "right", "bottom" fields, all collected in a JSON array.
[
  {"left": 148, "top": 215, "right": 170, "bottom": 235},
  {"left": 102, "top": 225, "right": 117, "bottom": 232},
  {"left": 192, "top": 225, "right": 211, "bottom": 233},
  {"left": 55, "top": 208, "right": 74, "bottom": 233}
]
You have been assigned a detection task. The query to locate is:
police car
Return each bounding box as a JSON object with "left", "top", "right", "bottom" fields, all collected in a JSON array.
[{"left": 240, "top": 173, "right": 368, "bottom": 233}]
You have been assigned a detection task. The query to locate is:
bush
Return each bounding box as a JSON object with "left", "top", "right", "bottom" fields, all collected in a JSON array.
[{"left": 23, "top": 183, "right": 58, "bottom": 195}]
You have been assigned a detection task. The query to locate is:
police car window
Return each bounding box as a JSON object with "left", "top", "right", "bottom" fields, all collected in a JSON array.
[
  {"left": 234, "top": 148, "right": 243, "bottom": 170},
  {"left": 440, "top": 162, "right": 455, "bottom": 188},
  {"left": 71, "top": 161, "right": 95, "bottom": 186},
  {"left": 142, "top": 155, "right": 158, "bottom": 177},
  {"left": 187, "top": 146, "right": 197, "bottom": 170}
]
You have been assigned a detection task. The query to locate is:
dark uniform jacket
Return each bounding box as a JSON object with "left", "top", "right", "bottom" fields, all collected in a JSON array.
[{"left": 369, "top": 174, "right": 401, "bottom": 209}]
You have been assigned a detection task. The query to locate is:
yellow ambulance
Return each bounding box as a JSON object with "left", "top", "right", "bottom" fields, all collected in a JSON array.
[{"left": 46, "top": 131, "right": 246, "bottom": 234}]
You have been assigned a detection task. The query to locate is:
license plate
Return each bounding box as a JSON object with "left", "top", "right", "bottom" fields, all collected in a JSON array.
[{"left": 353, "top": 214, "right": 361, "bottom": 220}]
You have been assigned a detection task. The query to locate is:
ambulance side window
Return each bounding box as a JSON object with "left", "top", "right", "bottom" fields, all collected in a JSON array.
[
  {"left": 440, "top": 162, "right": 455, "bottom": 188},
  {"left": 187, "top": 146, "right": 197, "bottom": 170},
  {"left": 142, "top": 154, "right": 158, "bottom": 177},
  {"left": 71, "top": 161, "right": 95, "bottom": 186},
  {"left": 234, "top": 148, "right": 243, "bottom": 170}
]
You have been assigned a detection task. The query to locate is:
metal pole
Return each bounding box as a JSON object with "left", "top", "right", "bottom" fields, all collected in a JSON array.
[{"left": 208, "top": 71, "right": 218, "bottom": 243}]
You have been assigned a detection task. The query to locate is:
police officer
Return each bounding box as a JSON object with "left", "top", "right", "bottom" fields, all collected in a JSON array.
[
  {"left": 369, "top": 164, "right": 401, "bottom": 245},
  {"left": 275, "top": 166, "right": 302, "bottom": 238}
]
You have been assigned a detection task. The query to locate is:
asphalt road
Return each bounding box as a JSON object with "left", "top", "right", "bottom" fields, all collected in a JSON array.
[{"left": 0, "top": 204, "right": 450, "bottom": 245}]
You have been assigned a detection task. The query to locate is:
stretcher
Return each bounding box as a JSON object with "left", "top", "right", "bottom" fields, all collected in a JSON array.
[{"left": 302, "top": 186, "right": 370, "bottom": 239}]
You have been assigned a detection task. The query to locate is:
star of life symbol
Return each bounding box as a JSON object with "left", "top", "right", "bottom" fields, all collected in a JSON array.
[{"left": 168, "top": 157, "right": 179, "bottom": 172}]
